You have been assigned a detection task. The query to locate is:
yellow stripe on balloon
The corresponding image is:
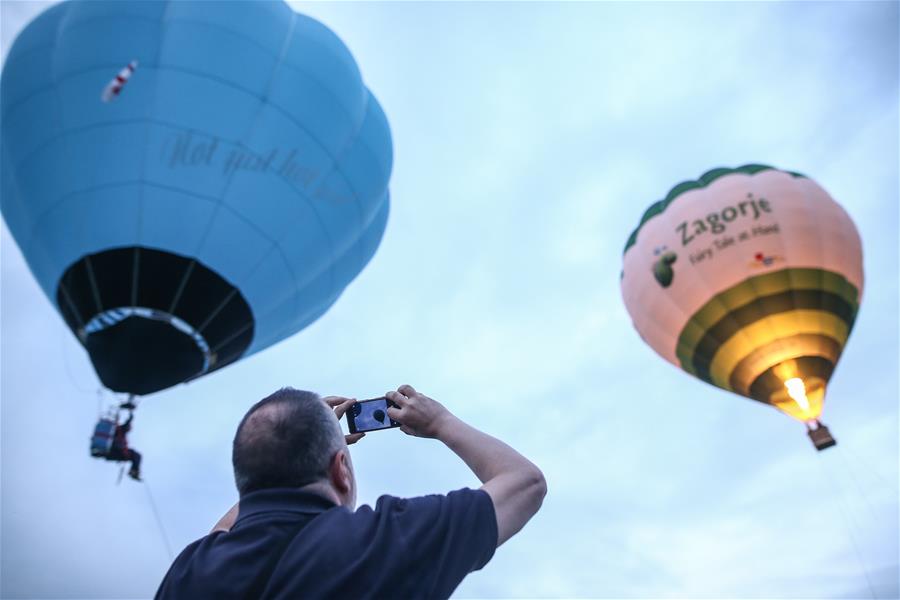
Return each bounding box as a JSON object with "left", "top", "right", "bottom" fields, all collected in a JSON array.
[
  {"left": 708, "top": 310, "right": 850, "bottom": 390},
  {"left": 675, "top": 268, "right": 858, "bottom": 371},
  {"left": 728, "top": 333, "right": 842, "bottom": 397}
]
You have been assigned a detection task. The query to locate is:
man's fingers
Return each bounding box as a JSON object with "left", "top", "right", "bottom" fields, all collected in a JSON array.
[
  {"left": 332, "top": 398, "right": 357, "bottom": 419},
  {"left": 387, "top": 406, "right": 403, "bottom": 422},
  {"left": 397, "top": 384, "right": 417, "bottom": 398},
  {"left": 385, "top": 390, "right": 407, "bottom": 407},
  {"left": 323, "top": 396, "right": 352, "bottom": 408},
  {"left": 345, "top": 433, "right": 365, "bottom": 445}
]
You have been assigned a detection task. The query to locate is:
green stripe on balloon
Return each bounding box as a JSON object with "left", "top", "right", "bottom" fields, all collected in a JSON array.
[
  {"left": 689, "top": 290, "right": 856, "bottom": 380},
  {"left": 675, "top": 268, "right": 859, "bottom": 373}
]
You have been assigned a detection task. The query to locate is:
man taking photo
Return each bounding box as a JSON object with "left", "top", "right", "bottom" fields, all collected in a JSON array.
[{"left": 155, "top": 384, "right": 547, "bottom": 599}]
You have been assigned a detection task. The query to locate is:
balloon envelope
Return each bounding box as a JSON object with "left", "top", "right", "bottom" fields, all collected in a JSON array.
[
  {"left": 620, "top": 165, "right": 863, "bottom": 423},
  {"left": 1, "top": 0, "right": 392, "bottom": 395}
]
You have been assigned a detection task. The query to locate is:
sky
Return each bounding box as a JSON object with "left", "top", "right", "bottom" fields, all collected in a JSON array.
[{"left": 1, "top": 1, "right": 898, "bottom": 599}]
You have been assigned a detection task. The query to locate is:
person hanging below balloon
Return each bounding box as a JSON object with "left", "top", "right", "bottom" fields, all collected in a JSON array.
[
  {"left": 91, "top": 399, "right": 143, "bottom": 481},
  {"left": 110, "top": 402, "right": 143, "bottom": 481}
]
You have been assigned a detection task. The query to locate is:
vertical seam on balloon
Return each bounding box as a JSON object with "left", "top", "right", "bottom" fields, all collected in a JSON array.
[
  {"left": 827, "top": 198, "right": 861, "bottom": 328},
  {"left": 234, "top": 10, "right": 305, "bottom": 344},
  {"left": 261, "top": 197, "right": 386, "bottom": 351},
  {"left": 258, "top": 85, "right": 377, "bottom": 237},
  {"left": 188, "top": 11, "right": 304, "bottom": 348},
  {"left": 58, "top": 280, "right": 85, "bottom": 331},
  {"left": 159, "top": 2, "right": 198, "bottom": 323},
  {"left": 844, "top": 217, "right": 862, "bottom": 326},
  {"left": 681, "top": 177, "right": 766, "bottom": 385},
  {"left": 196, "top": 289, "right": 239, "bottom": 335},
  {"left": 798, "top": 176, "right": 835, "bottom": 400},
  {"left": 694, "top": 176, "right": 782, "bottom": 385},
  {"left": 231, "top": 12, "right": 375, "bottom": 351},
  {"left": 83, "top": 255, "right": 104, "bottom": 313},
  {"left": 134, "top": 0, "right": 174, "bottom": 309},
  {"left": 306, "top": 88, "right": 371, "bottom": 286},
  {"left": 0, "top": 115, "right": 35, "bottom": 254},
  {"left": 131, "top": 248, "right": 140, "bottom": 307},
  {"left": 741, "top": 171, "right": 796, "bottom": 395},
  {"left": 168, "top": 260, "right": 196, "bottom": 315},
  {"left": 265, "top": 192, "right": 389, "bottom": 350},
  {"left": 209, "top": 320, "right": 254, "bottom": 356},
  {"left": 235, "top": 198, "right": 387, "bottom": 353},
  {"left": 781, "top": 184, "right": 813, "bottom": 383},
  {"left": 36, "top": 1, "right": 78, "bottom": 315},
  {"left": 185, "top": 9, "right": 302, "bottom": 350}
]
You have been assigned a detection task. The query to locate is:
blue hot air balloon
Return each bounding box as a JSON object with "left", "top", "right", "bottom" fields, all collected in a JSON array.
[{"left": 1, "top": 0, "right": 392, "bottom": 395}]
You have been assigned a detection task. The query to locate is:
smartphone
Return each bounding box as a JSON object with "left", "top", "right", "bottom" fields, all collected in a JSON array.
[{"left": 346, "top": 397, "right": 401, "bottom": 434}]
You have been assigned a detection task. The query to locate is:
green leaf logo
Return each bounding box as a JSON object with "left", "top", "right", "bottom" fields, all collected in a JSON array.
[{"left": 653, "top": 250, "right": 678, "bottom": 288}]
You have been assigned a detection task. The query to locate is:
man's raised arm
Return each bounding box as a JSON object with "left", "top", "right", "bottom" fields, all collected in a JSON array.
[{"left": 386, "top": 385, "right": 547, "bottom": 547}]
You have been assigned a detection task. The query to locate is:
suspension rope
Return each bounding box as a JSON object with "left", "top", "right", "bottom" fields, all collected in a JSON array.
[
  {"left": 60, "top": 328, "right": 95, "bottom": 395},
  {"left": 839, "top": 443, "right": 897, "bottom": 491},
  {"left": 817, "top": 450, "right": 878, "bottom": 599},
  {"left": 143, "top": 479, "right": 175, "bottom": 562},
  {"left": 835, "top": 445, "right": 880, "bottom": 522}
]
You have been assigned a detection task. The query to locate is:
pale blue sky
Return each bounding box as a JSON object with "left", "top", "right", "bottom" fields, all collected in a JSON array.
[{"left": 2, "top": 2, "right": 898, "bottom": 598}]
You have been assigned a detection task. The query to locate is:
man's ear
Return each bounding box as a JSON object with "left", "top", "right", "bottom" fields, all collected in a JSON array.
[{"left": 329, "top": 449, "right": 352, "bottom": 496}]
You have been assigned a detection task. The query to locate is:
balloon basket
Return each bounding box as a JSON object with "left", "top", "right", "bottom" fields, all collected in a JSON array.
[{"left": 807, "top": 423, "right": 837, "bottom": 451}]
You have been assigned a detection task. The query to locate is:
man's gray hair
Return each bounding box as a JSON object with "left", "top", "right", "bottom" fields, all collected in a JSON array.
[{"left": 232, "top": 388, "right": 344, "bottom": 496}]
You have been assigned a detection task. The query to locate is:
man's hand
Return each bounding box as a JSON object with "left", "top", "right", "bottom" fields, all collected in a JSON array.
[
  {"left": 385, "top": 384, "right": 454, "bottom": 438},
  {"left": 322, "top": 396, "right": 365, "bottom": 445}
]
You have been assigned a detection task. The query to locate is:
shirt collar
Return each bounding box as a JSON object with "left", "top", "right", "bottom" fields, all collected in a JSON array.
[{"left": 235, "top": 488, "right": 338, "bottom": 524}]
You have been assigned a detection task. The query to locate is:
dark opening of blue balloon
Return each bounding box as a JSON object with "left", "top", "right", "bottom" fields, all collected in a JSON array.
[{"left": 373, "top": 409, "right": 386, "bottom": 423}]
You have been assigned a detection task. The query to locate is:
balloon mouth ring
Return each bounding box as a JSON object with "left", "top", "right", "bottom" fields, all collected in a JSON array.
[{"left": 81, "top": 306, "right": 214, "bottom": 373}]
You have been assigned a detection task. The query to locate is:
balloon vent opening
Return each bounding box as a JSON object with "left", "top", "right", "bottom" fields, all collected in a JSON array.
[
  {"left": 750, "top": 356, "right": 833, "bottom": 422},
  {"left": 86, "top": 315, "right": 206, "bottom": 395},
  {"left": 56, "top": 247, "right": 254, "bottom": 395}
]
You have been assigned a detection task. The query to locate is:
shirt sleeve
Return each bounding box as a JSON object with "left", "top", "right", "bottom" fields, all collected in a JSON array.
[{"left": 377, "top": 488, "right": 498, "bottom": 598}]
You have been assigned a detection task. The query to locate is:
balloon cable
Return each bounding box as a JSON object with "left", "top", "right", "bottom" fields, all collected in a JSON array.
[
  {"left": 817, "top": 451, "right": 878, "bottom": 599},
  {"left": 143, "top": 479, "right": 175, "bottom": 562},
  {"left": 838, "top": 443, "right": 896, "bottom": 492},
  {"left": 835, "top": 445, "right": 880, "bottom": 522},
  {"left": 60, "top": 328, "right": 94, "bottom": 395}
]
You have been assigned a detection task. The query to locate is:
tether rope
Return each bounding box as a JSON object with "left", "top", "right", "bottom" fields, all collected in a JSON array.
[{"left": 143, "top": 478, "right": 175, "bottom": 562}]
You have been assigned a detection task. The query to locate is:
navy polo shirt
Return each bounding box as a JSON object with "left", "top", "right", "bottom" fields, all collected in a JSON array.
[{"left": 155, "top": 487, "right": 497, "bottom": 600}]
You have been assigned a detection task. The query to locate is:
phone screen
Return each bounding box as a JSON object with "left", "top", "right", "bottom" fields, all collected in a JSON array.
[{"left": 347, "top": 397, "right": 401, "bottom": 433}]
